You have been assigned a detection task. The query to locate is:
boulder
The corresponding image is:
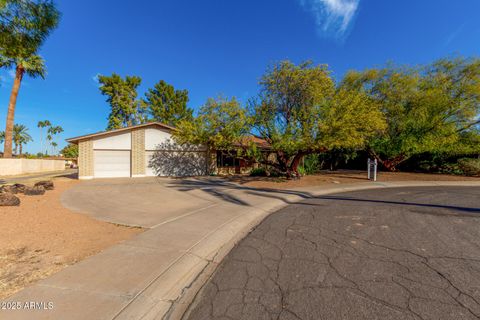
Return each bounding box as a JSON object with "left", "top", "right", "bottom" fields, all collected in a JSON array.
[
  {"left": 34, "top": 180, "right": 54, "bottom": 190},
  {"left": 13, "top": 183, "right": 26, "bottom": 193},
  {"left": 24, "top": 185, "right": 46, "bottom": 196},
  {"left": 0, "top": 184, "right": 26, "bottom": 194},
  {"left": 0, "top": 192, "right": 20, "bottom": 206}
]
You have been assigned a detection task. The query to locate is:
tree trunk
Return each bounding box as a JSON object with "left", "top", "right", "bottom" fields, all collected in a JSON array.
[
  {"left": 3, "top": 66, "right": 24, "bottom": 158},
  {"left": 39, "top": 129, "right": 42, "bottom": 156},
  {"left": 276, "top": 152, "right": 291, "bottom": 178},
  {"left": 289, "top": 152, "right": 306, "bottom": 179},
  {"left": 19, "top": 143, "right": 23, "bottom": 156},
  {"left": 374, "top": 154, "right": 406, "bottom": 172}
]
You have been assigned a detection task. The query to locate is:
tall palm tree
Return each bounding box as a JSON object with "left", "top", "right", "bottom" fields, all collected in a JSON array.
[
  {"left": 51, "top": 141, "right": 57, "bottom": 155},
  {"left": 37, "top": 119, "right": 51, "bottom": 155},
  {"left": 13, "top": 124, "right": 32, "bottom": 156},
  {"left": 4, "top": 55, "right": 45, "bottom": 157},
  {"left": 47, "top": 124, "right": 63, "bottom": 154},
  {"left": 1, "top": 0, "right": 60, "bottom": 158}
]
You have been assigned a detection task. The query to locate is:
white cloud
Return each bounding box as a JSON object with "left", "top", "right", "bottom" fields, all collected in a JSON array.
[
  {"left": 299, "top": 0, "right": 360, "bottom": 39},
  {"left": 92, "top": 73, "right": 101, "bottom": 87}
]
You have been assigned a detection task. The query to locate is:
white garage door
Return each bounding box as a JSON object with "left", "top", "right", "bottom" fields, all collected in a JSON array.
[
  {"left": 145, "top": 150, "right": 207, "bottom": 177},
  {"left": 94, "top": 150, "right": 131, "bottom": 178}
]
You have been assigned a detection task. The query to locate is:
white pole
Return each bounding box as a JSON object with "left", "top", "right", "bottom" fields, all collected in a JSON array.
[{"left": 373, "top": 159, "right": 378, "bottom": 182}]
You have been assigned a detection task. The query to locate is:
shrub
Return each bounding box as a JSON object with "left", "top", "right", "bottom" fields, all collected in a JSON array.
[
  {"left": 458, "top": 158, "right": 480, "bottom": 176},
  {"left": 297, "top": 166, "right": 306, "bottom": 176},
  {"left": 303, "top": 154, "right": 321, "bottom": 174},
  {"left": 250, "top": 167, "right": 267, "bottom": 177}
]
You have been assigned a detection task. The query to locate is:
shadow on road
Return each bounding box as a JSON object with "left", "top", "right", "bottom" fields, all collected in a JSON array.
[
  {"left": 309, "top": 195, "right": 480, "bottom": 216},
  {"left": 168, "top": 178, "right": 480, "bottom": 216}
]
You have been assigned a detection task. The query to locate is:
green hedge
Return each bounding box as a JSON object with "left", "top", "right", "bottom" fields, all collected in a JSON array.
[{"left": 458, "top": 158, "right": 480, "bottom": 176}]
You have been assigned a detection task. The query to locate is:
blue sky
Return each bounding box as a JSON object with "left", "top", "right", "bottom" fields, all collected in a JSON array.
[{"left": 1, "top": 0, "right": 479, "bottom": 154}]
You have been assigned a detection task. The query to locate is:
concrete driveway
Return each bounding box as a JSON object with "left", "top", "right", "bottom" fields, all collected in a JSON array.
[
  {"left": 186, "top": 186, "right": 480, "bottom": 320},
  {"left": 60, "top": 176, "right": 319, "bottom": 228},
  {"left": 61, "top": 177, "right": 214, "bottom": 228}
]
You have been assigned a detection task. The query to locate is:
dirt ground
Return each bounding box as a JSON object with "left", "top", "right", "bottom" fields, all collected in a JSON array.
[
  {"left": 0, "top": 178, "right": 142, "bottom": 299},
  {"left": 230, "top": 170, "right": 480, "bottom": 189}
]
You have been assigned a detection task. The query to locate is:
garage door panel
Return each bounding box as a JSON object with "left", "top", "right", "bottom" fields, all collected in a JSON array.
[
  {"left": 146, "top": 151, "right": 206, "bottom": 177},
  {"left": 94, "top": 150, "right": 131, "bottom": 178}
]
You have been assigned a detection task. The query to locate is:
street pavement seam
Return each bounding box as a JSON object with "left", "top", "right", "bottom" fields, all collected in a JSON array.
[{"left": 150, "top": 204, "right": 219, "bottom": 229}]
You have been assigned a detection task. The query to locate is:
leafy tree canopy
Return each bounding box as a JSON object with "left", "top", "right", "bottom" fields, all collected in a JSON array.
[
  {"left": 175, "top": 96, "right": 250, "bottom": 151},
  {"left": 342, "top": 57, "right": 480, "bottom": 170},
  {"left": 61, "top": 143, "right": 78, "bottom": 158},
  {"left": 98, "top": 73, "right": 147, "bottom": 130},
  {"left": 250, "top": 60, "right": 385, "bottom": 177},
  {"left": 145, "top": 80, "right": 193, "bottom": 127}
]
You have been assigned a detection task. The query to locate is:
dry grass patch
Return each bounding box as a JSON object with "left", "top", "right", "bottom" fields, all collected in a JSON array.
[{"left": 0, "top": 179, "right": 143, "bottom": 299}]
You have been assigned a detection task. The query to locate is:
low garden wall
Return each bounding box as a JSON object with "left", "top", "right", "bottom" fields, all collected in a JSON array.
[{"left": 0, "top": 158, "right": 66, "bottom": 176}]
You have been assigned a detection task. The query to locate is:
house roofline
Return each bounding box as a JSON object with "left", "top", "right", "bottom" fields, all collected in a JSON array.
[{"left": 65, "top": 122, "right": 177, "bottom": 144}]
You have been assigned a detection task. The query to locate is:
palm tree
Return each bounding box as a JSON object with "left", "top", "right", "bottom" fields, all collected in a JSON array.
[
  {"left": 4, "top": 55, "right": 46, "bottom": 157},
  {"left": 0, "top": 131, "right": 4, "bottom": 145},
  {"left": 37, "top": 119, "right": 51, "bottom": 155},
  {"left": 13, "top": 124, "right": 33, "bottom": 156},
  {"left": 47, "top": 124, "right": 63, "bottom": 155},
  {"left": 1, "top": 1, "right": 60, "bottom": 158},
  {"left": 51, "top": 141, "right": 58, "bottom": 155}
]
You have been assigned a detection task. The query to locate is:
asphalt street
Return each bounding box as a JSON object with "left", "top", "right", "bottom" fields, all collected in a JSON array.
[{"left": 186, "top": 186, "right": 480, "bottom": 320}]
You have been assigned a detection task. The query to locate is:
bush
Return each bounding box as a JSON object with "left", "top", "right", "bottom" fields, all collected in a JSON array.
[
  {"left": 297, "top": 166, "right": 306, "bottom": 176},
  {"left": 303, "top": 154, "right": 321, "bottom": 174},
  {"left": 458, "top": 158, "right": 480, "bottom": 176},
  {"left": 250, "top": 167, "right": 267, "bottom": 177}
]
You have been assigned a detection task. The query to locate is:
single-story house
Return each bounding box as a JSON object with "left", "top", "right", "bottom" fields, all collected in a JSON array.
[{"left": 66, "top": 122, "right": 270, "bottom": 179}]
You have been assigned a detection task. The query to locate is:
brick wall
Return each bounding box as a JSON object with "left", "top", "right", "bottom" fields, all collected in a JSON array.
[
  {"left": 78, "top": 139, "right": 93, "bottom": 178},
  {"left": 131, "top": 129, "right": 146, "bottom": 176}
]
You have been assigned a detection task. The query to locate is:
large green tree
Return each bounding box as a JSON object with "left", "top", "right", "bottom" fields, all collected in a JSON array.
[
  {"left": 175, "top": 96, "right": 250, "bottom": 169},
  {"left": 145, "top": 80, "right": 193, "bottom": 126},
  {"left": 60, "top": 143, "right": 78, "bottom": 158},
  {"left": 250, "top": 61, "right": 385, "bottom": 178},
  {"left": 343, "top": 57, "right": 480, "bottom": 171},
  {"left": 98, "top": 73, "right": 147, "bottom": 130},
  {"left": 1, "top": 0, "right": 60, "bottom": 158}
]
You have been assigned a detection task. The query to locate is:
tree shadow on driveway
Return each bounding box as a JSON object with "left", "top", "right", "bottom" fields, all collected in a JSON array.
[
  {"left": 166, "top": 177, "right": 315, "bottom": 206},
  {"left": 168, "top": 178, "right": 480, "bottom": 216}
]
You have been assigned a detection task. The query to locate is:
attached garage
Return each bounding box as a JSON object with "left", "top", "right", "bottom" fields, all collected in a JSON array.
[
  {"left": 67, "top": 122, "right": 209, "bottom": 180},
  {"left": 94, "top": 150, "right": 131, "bottom": 178}
]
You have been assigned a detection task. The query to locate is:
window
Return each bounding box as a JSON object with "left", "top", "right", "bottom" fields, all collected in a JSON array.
[{"left": 217, "top": 151, "right": 237, "bottom": 167}]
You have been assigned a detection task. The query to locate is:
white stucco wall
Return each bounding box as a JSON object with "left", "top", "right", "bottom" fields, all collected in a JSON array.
[
  {"left": 0, "top": 159, "right": 66, "bottom": 176},
  {"left": 145, "top": 128, "right": 173, "bottom": 150},
  {"left": 93, "top": 132, "right": 132, "bottom": 150}
]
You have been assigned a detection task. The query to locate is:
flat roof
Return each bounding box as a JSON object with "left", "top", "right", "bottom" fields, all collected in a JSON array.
[{"left": 66, "top": 122, "right": 176, "bottom": 144}]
